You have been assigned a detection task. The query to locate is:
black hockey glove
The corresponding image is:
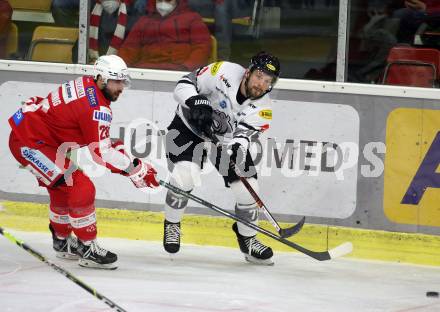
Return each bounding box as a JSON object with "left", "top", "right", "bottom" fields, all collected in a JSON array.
[
  {"left": 186, "top": 95, "right": 213, "bottom": 137},
  {"left": 227, "top": 142, "right": 247, "bottom": 168}
]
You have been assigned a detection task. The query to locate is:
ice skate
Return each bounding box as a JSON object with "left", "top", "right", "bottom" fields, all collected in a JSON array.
[
  {"left": 77, "top": 239, "right": 118, "bottom": 270},
  {"left": 232, "top": 222, "right": 274, "bottom": 265},
  {"left": 50, "top": 224, "right": 79, "bottom": 260},
  {"left": 163, "top": 220, "right": 181, "bottom": 254}
]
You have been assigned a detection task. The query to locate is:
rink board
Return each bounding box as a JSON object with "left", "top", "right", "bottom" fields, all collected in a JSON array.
[
  {"left": 0, "top": 81, "right": 358, "bottom": 219},
  {"left": 1, "top": 201, "right": 440, "bottom": 266},
  {"left": 1, "top": 67, "right": 440, "bottom": 264}
]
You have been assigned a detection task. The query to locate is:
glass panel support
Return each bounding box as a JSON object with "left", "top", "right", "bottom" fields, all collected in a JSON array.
[{"left": 336, "top": 0, "right": 349, "bottom": 82}]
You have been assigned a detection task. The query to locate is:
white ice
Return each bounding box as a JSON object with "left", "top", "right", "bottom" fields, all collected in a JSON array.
[{"left": 1, "top": 230, "right": 440, "bottom": 312}]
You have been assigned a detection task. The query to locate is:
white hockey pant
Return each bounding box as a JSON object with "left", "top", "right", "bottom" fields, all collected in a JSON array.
[
  {"left": 230, "top": 178, "right": 259, "bottom": 237},
  {"left": 164, "top": 161, "right": 202, "bottom": 223}
]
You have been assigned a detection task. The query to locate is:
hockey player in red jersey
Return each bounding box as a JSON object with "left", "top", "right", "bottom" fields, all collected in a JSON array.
[{"left": 8, "top": 55, "right": 159, "bottom": 270}]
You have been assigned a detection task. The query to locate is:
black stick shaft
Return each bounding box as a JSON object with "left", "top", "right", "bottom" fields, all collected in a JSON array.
[
  {"left": 0, "top": 227, "right": 127, "bottom": 312},
  {"left": 160, "top": 180, "right": 340, "bottom": 261},
  {"left": 211, "top": 137, "right": 303, "bottom": 237},
  {"left": 237, "top": 174, "right": 282, "bottom": 231}
]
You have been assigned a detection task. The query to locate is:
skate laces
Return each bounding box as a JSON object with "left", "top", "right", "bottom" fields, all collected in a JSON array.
[
  {"left": 246, "top": 237, "right": 268, "bottom": 255},
  {"left": 67, "top": 235, "right": 79, "bottom": 250},
  {"left": 83, "top": 240, "right": 107, "bottom": 257},
  {"left": 91, "top": 241, "right": 108, "bottom": 256},
  {"left": 165, "top": 223, "right": 180, "bottom": 243}
]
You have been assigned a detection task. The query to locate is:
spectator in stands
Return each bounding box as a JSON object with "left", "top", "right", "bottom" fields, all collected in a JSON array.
[
  {"left": 52, "top": 0, "right": 148, "bottom": 27},
  {"left": 118, "top": 0, "right": 211, "bottom": 71},
  {"left": 393, "top": 0, "right": 440, "bottom": 43},
  {"left": 89, "top": 0, "right": 144, "bottom": 62},
  {"left": 0, "top": 0, "right": 12, "bottom": 59}
]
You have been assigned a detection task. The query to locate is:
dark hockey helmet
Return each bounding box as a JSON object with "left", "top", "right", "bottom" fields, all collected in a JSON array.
[{"left": 249, "top": 51, "right": 281, "bottom": 81}]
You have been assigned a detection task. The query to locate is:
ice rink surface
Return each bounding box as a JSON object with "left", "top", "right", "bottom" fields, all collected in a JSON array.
[{"left": 1, "top": 230, "right": 440, "bottom": 312}]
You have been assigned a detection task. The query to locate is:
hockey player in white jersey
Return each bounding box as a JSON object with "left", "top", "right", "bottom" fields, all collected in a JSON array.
[{"left": 164, "top": 52, "right": 280, "bottom": 265}]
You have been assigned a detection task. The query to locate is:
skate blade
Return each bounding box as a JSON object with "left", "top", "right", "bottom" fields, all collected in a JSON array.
[
  {"left": 244, "top": 254, "right": 274, "bottom": 266},
  {"left": 56, "top": 252, "right": 79, "bottom": 260},
  {"left": 78, "top": 259, "right": 118, "bottom": 270}
]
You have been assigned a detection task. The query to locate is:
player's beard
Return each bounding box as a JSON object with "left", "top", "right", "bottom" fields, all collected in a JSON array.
[
  {"left": 245, "top": 77, "right": 265, "bottom": 100},
  {"left": 102, "top": 86, "right": 121, "bottom": 102}
]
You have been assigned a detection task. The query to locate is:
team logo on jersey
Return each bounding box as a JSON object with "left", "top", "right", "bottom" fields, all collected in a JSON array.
[
  {"left": 211, "top": 61, "right": 223, "bottom": 76},
  {"left": 86, "top": 86, "right": 98, "bottom": 107},
  {"left": 258, "top": 109, "right": 272, "bottom": 120},
  {"left": 93, "top": 110, "right": 112, "bottom": 123},
  {"left": 219, "top": 100, "right": 227, "bottom": 109},
  {"left": 12, "top": 108, "right": 24, "bottom": 125}
]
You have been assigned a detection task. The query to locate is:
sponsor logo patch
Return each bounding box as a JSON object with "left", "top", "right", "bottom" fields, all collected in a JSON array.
[
  {"left": 266, "top": 64, "right": 276, "bottom": 71},
  {"left": 93, "top": 110, "right": 112, "bottom": 123},
  {"left": 219, "top": 100, "right": 227, "bottom": 109},
  {"left": 258, "top": 109, "right": 272, "bottom": 120},
  {"left": 86, "top": 86, "right": 98, "bottom": 107},
  {"left": 20, "top": 147, "right": 61, "bottom": 180},
  {"left": 12, "top": 108, "right": 24, "bottom": 125},
  {"left": 76, "top": 77, "right": 86, "bottom": 98},
  {"left": 210, "top": 61, "right": 223, "bottom": 76},
  {"left": 219, "top": 74, "right": 231, "bottom": 88},
  {"left": 62, "top": 81, "right": 77, "bottom": 104},
  {"left": 50, "top": 90, "right": 62, "bottom": 107}
]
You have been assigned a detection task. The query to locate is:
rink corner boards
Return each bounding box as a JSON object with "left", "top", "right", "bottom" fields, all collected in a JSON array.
[{"left": 1, "top": 200, "right": 440, "bottom": 266}]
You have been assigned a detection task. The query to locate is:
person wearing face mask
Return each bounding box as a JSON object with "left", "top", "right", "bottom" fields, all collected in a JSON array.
[
  {"left": 118, "top": 0, "right": 211, "bottom": 71},
  {"left": 51, "top": 0, "right": 147, "bottom": 28},
  {"left": 88, "top": 0, "right": 145, "bottom": 62}
]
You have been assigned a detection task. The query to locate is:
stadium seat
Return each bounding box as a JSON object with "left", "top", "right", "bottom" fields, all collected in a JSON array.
[
  {"left": 6, "top": 23, "right": 18, "bottom": 58},
  {"left": 208, "top": 35, "right": 218, "bottom": 64},
  {"left": 26, "top": 26, "right": 79, "bottom": 63},
  {"left": 8, "top": 0, "right": 52, "bottom": 11},
  {"left": 382, "top": 46, "right": 440, "bottom": 88}
]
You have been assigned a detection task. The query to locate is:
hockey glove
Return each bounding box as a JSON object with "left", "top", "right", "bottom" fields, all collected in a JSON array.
[
  {"left": 227, "top": 142, "right": 247, "bottom": 169},
  {"left": 127, "top": 158, "right": 159, "bottom": 188},
  {"left": 186, "top": 95, "right": 213, "bottom": 137}
]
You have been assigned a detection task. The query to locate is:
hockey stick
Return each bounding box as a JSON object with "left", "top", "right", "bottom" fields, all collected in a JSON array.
[
  {"left": 0, "top": 227, "right": 127, "bottom": 312},
  {"left": 237, "top": 175, "right": 305, "bottom": 238},
  {"left": 160, "top": 180, "right": 353, "bottom": 261},
  {"left": 210, "top": 137, "right": 305, "bottom": 238}
]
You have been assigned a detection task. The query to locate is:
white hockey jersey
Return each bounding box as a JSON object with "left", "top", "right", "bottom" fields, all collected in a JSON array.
[{"left": 174, "top": 61, "right": 273, "bottom": 151}]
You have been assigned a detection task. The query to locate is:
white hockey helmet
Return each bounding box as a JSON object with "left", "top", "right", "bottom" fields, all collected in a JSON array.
[{"left": 93, "top": 55, "right": 130, "bottom": 87}]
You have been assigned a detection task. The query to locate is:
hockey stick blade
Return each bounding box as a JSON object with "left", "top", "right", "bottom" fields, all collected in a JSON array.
[
  {"left": 0, "top": 227, "right": 127, "bottom": 312},
  {"left": 278, "top": 216, "right": 306, "bottom": 238},
  {"left": 160, "top": 181, "right": 353, "bottom": 261},
  {"left": 328, "top": 242, "right": 353, "bottom": 259}
]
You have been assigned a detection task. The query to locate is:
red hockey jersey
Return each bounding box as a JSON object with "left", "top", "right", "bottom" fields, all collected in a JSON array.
[{"left": 8, "top": 76, "right": 130, "bottom": 173}]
